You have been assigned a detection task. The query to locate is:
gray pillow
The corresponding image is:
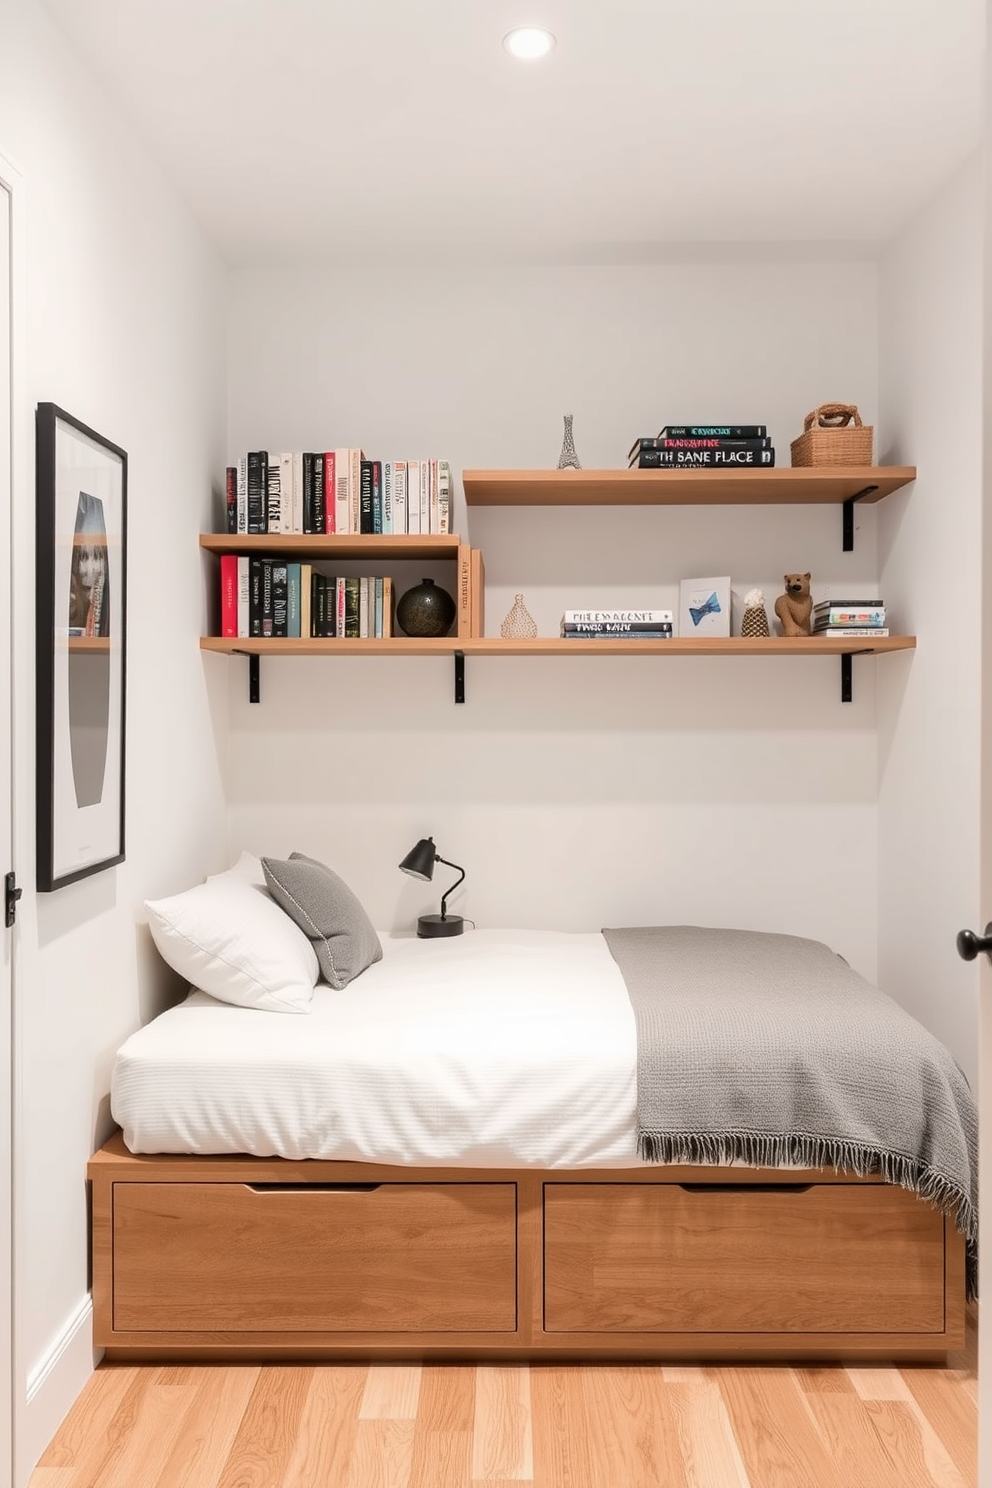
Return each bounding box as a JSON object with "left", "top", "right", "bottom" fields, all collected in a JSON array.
[{"left": 261, "top": 852, "right": 382, "bottom": 989}]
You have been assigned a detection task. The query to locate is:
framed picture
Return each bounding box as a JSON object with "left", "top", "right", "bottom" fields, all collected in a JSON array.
[
  {"left": 36, "top": 404, "right": 127, "bottom": 891},
  {"left": 679, "top": 575, "right": 732, "bottom": 638}
]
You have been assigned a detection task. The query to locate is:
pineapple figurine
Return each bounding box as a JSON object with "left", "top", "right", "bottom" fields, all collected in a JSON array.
[{"left": 740, "top": 588, "right": 771, "bottom": 638}]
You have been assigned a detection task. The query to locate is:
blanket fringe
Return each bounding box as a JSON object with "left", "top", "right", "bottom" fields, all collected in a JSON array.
[{"left": 638, "top": 1129, "right": 978, "bottom": 1301}]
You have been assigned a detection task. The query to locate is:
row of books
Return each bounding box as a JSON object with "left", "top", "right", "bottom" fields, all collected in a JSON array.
[
  {"left": 628, "top": 424, "right": 775, "bottom": 469},
  {"left": 225, "top": 452, "right": 453, "bottom": 537},
  {"left": 813, "top": 599, "right": 888, "bottom": 639},
  {"left": 219, "top": 554, "right": 395, "bottom": 639},
  {"left": 559, "top": 608, "right": 674, "bottom": 639}
]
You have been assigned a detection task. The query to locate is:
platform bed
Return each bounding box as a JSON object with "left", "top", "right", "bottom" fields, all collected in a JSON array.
[{"left": 88, "top": 1133, "right": 966, "bottom": 1364}]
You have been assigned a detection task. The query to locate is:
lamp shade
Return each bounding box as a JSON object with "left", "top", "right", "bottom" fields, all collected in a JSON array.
[{"left": 398, "top": 837, "right": 437, "bottom": 882}]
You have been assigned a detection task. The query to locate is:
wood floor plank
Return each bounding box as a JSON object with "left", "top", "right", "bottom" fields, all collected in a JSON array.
[
  {"left": 792, "top": 1366, "right": 857, "bottom": 1396},
  {"left": 150, "top": 1366, "right": 260, "bottom": 1488},
  {"left": 801, "top": 1392, "right": 918, "bottom": 1488},
  {"left": 281, "top": 1366, "right": 368, "bottom": 1488},
  {"left": 665, "top": 1378, "right": 751, "bottom": 1488},
  {"left": 898, "top": 1369, "right": 978, "bottom": 1484},
  {"left": 360, "top": 1365, "right": 423, "bottom": 1421},
  {"left": 86, "top": 1380, "right": 201, "bottom": 1488},
  {"left": 530, "top": 1365, "right": 581, "bottom": 1488},
  {"left": 864, "top": 1400, "right": 970, "bottom": 1488},
  {"left": 214, "top": 1367, "right": 313, "bottom": 1488},
  {"left": 346, "top": 1420, "right": 416, "bottom": 1488},
  {"left": 472, "top": 1365, "right": 533, "bottom": 1482},
  {"left": 718, "top": 1368, "right": 849, "bottom": 1488},
  {"left": 35, "top": 1367, "right": 139, "bottom": 1471},
  {"left": 846, "top": 1367, "right": 915, "bottom": 1402},
  {"left": 577, "top": 1367, "right": 690, "bottom": 1488},
  {"left": 409, "top": 1366, "right": 476, "bottom": 1488}
]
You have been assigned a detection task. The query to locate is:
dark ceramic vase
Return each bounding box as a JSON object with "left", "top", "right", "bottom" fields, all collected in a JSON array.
[{"left": 396, "top": 578, "right": 457, "bottom": 638}]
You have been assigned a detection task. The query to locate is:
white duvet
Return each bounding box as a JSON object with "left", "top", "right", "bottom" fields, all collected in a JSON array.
[{"left": 112, "top": 928, "right": 640, "bottom": 1166}]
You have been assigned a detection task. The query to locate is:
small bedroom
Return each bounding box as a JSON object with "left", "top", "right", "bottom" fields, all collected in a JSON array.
[{"left": 0, "top": 0, "right": 988, "bottom": 1485}]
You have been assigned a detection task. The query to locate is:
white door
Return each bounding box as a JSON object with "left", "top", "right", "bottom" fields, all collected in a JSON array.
[{"left": 0, "top": 161, "right": 16, "bottom": 1488}]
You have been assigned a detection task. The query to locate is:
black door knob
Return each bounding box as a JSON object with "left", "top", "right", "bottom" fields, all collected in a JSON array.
[{"left": 956, "top": 924, "right": 992, "bottom": 962}]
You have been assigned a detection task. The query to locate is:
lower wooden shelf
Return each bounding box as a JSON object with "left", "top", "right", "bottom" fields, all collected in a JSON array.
[
  {"left": 200, "top": 635, "right": 916, "bottom": 658},
  {"left": 199, "top": 634, "right": 915, "bottom": 705}
]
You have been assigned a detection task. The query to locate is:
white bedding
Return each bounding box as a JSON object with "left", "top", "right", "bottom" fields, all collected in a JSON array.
[{"left": 112, "top": 928, "right": 641, "bottom": 1166}]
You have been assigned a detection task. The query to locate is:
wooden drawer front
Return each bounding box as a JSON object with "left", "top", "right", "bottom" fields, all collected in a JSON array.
[
  {"left": 113, "top": 1182, "right": 516, "bottom": 1333},
  {"left": 544, "top": 1183, "right": 946, "bottom": 1334}
]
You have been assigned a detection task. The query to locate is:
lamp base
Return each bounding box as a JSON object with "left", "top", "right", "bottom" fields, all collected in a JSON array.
[{"left": 417, "top": 913, "right": 464, "bottom": 939}]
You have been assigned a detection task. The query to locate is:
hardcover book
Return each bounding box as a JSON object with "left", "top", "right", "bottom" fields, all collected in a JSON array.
[
  {"left": 629, "top": 436, "right": 772, "bottom": 458},
  {"left": 633, "top": 448, "right": 775, "bottom": 468},
  {"left": 659, "top": 425, "right": 768, "bottom": 439},
  {"left": 562, "top": 609, "right": 674, "bottom": 624}
]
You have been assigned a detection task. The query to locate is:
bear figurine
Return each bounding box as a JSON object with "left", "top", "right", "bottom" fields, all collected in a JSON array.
[{"left": 774, "top": 572, "right": 813, "bottom": 637}]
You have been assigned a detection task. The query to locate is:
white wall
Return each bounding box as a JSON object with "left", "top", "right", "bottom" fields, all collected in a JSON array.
[
  {"left": 226, "top": 261, "right": 890, "bottom": 983},
  {"left": 0, "top": 1, "right": 229, "bottom": 1479},
  {"left": 877, "top": 154, "right": 983, "bottom": 1086}
]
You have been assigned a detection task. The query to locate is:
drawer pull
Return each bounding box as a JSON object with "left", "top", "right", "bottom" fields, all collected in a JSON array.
[
  {"left": 678, "top": 1182, "right": 813, "bottom": 1194},
  {"left": 246, "top": 1182, "right": 382, "bottom": 1194}
]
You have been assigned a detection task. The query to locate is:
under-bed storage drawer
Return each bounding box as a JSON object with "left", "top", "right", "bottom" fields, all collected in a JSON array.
[
  {"left": 544, "top": 1182, "right": 946, "bottom": 1334},
  {"left": 113, "top": 1181, "right": 517, "bottom": 1332}
]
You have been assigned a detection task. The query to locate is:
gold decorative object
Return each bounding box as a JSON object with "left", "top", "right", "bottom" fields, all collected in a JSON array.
[{"left": 500, "top": 593, "right": 538, "bottom": 639}]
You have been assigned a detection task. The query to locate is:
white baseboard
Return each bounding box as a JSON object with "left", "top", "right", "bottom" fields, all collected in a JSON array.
[{"left": 18, "top": 1293, "right": 96, "bottom": 1487}]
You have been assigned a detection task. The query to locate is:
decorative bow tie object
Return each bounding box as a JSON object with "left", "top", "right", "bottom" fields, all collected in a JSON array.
[{"left": 689, "top": 592, "right": 722, "bottom": 627}]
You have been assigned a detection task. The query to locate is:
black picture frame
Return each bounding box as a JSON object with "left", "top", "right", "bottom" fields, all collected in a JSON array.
[{"left": 36, "top": 403, "right": 127, "bottom": 891}]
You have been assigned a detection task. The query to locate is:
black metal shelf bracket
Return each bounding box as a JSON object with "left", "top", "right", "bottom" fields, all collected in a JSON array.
[
  {"left": 840, "top": 653, "right": 852, "bottom": 702},
  {"left": 249, "top": 654, "right": 260, "bottom": 704},
  {"left": 842, "top": 485, "right": 878, "bottom": 551},
  {"left": 454, "top": 651, "right": 465, "bottom": 704}
]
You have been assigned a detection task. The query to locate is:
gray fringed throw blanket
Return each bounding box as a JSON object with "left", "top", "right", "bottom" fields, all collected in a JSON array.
[{"left": 602, "top": 925, "right": 978, "bottom": 1299}]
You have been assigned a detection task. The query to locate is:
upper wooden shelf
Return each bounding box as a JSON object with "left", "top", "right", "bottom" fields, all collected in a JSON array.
[
  {"left": 199, "top": 534, "right": 462, "bottom": 559},
  {"left": 461, "top": 467, "right": 917, "bottom": 507}
]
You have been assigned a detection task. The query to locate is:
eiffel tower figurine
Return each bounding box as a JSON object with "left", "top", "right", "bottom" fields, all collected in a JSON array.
[{"left": 557, "top": 413, "right": 581, "bottom": 470}]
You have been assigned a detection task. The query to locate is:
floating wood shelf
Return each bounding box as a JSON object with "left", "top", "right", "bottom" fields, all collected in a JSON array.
[
  {"left": 200, "top": 634, "right": 916, "bottom": 705},
  {"left": 200, "top": 636, "right": 916, "bottom": 659},
  {"left": 199, "top": 534, "right": 462, "bottom": 559},
  {"left": 461, "top": 467, "right": 916, "bottom": 507}
]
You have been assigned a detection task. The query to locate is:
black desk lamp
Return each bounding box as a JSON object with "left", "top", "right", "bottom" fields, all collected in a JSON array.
[{"left": 398, "top": 836, "right": 465, "bottom": 938}]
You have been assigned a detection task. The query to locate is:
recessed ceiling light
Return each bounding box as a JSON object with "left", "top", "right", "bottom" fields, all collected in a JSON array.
[{"left": 502, "top": 27, "right": 556, "bottom": 60}]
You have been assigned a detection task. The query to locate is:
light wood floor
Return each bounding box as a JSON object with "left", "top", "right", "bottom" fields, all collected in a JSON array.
[{"left": 30, "top": 1315, "right": 977, "bottom": 1488}]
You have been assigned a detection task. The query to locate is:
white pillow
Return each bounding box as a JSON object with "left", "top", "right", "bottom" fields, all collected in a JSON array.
[{"left": 145, "top": 873, "right": 320, "bottom": 1013}]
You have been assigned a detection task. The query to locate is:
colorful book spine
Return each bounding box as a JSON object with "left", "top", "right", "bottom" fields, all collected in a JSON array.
[
  {"left": 634, "top": 448, "right": 774, "bottom": 468},
  {"left": 225, "top": 466, "right": 237, "bottom": 534},
  {"left": 813, "top": 608, "right": 886, "bottom": 626},
  {"left": 220, "top": 553, "right": 238, "bottom": 638},
  {"left": 813, "top": 628, "right": 890, "bottom": 638},
  {"left": 322, "top": 451, "right": 335, "bottom": 534},
  {"left": 561, "top": 628, "right": 673, "bottom": 639},
  {"left": 659, "top": 425, "right": 768, "bottom": 438},
  {"left": 562, "top": 609, "right": 674, "bottom": 624},
  {"left": 561, "top": 621, "right": 674, "bottom": 635},
  {"left": 630, "top": 436, "right": 772, "bottom": 456}
]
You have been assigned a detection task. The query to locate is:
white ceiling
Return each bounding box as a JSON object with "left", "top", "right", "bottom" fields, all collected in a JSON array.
[{"left": 40, "top": 0, "right": 985, "bottom": 266}]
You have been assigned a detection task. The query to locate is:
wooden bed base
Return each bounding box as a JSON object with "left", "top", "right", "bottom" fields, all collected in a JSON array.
[{"left": 88, "top": 1132, "right": 966, "bottom": 1363}]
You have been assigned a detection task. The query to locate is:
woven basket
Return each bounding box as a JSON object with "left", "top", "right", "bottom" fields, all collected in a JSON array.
[{"left": 790, "top": 403, "right": 873, "bottom": 467}]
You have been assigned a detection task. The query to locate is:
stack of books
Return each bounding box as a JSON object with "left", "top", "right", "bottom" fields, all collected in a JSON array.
[
  {"left": 220, "top": 557, "right": 394, "bottom": 639},
  {"left": 812, "top": 599, "right": 888, "bottom": 639},
  {"left": 560, "top": 608, "right": 674, "bottom": 639},
  {"left": 628, "top": 425, "right": 775, "bottom": 470}
]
